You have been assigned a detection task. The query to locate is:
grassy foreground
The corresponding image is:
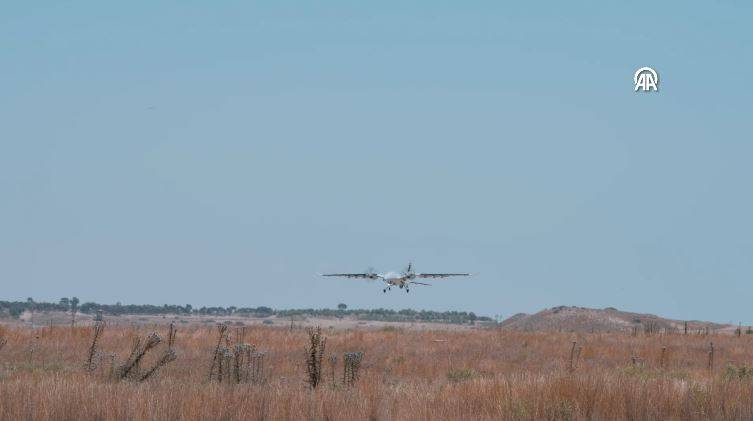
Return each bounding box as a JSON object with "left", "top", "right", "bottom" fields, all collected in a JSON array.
[{"left": 1, "top": 323, "right": 753, "bottom": 420}]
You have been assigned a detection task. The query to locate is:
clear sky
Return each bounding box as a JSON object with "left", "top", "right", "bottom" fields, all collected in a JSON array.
[{"left": 2, "top": 1, "right": 752, "bottom": 322}]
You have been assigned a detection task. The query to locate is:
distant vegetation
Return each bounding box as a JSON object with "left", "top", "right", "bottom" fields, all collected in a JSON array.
[{"left": 0, "top": 298, "right": 491, "bottom": 325}]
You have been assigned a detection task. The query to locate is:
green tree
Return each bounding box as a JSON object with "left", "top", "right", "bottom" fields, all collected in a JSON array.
[
  {"left": 9, "top": 306, "right": 23, "bottom": 319},
  {"left": 70, "top": 296, "right": 80, "bottom": 327},
  {"left": 337, "top": 303, "right": 347, "bottom": 311}
]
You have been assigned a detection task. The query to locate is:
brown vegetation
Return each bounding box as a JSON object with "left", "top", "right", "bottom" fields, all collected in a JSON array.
[{"left": 2, "top": 323, "right": 753, "bottom": 419}]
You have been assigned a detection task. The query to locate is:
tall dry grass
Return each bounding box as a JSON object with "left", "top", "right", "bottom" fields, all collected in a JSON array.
[{"left": 1, "top": 322, "right": 753, "bottom": 419}]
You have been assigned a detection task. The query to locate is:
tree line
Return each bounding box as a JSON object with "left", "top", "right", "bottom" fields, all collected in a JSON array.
[{"left": 0, "top": 299, "right": 491, "bottom": 325}]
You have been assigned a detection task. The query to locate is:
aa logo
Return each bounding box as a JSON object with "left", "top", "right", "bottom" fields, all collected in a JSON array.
[{"left": 634, "top": 67, "right": 658, "bottom": 92}]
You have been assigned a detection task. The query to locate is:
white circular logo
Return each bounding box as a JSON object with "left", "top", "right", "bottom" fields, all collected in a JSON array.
[{"left": 634, "top": 67, "right": 659, "bottom": 92}]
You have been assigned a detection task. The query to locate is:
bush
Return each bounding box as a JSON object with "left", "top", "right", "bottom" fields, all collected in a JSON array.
[
  {"left": 446, "top": 368, "right": 477, "bottom": 383},
  {"left": 9, "top": 307, "right": 23, "bottom": 319},
  {"left": 724, "top": 364, "right": 753, "bottom": 380}
]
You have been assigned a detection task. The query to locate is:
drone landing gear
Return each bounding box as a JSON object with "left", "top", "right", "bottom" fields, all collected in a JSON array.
[{"left": 406, "top": 288, "right": 410, "bottom": 293}]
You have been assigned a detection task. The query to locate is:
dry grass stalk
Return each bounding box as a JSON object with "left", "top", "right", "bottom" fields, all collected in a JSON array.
[
  {"left": 343, "top": 351, "right": 363, "bottom": 386},
  {"left": 568, "top": 341, "right": 577, "bottom": 371},
  {"left": 660, "top": 346, "right": 667, "bottom": 369},
  {"left": 118, "top": 332, "right": 162, "bottom": 380},
  {"left": 233, "top": 344, "right": 252, "bottom": 383},
  {"left": 139, "top": 349, "right": 177, "bottom": 382},
  {"left": 208, "top": 324, "right": 229, "bottom": 381},
  {"left": 107, "top": 352, "right": 117, "bottom": 377},
  {"left": 215, "top": 347, "right": 227, "bottom": 382},
  {"left": 232, "top": 345, "right": 243, "bottom": 383},
  {"left": 643, "top": 320, "right": 657, "bottom": 335},
  {"left": 217, "top": 347, "right": 233, "bottom": 383},
  {"left": 28, "top": 334, "right": 38, "bottom": 365},
  {"left": 329, "top": 354, "right": 338, "bottom": 387},
  {"left": 208, "top": 325, "right": 264, "bottom": 384},
  {"left": 236, "top": 327, "right": 246, "bottom": 344},
  {"left": 242, "top": 345, "right": 255, "bottom": 382},
  {"left": 167, "top": 322, "right": 177, "bottom": 350},
  {"left": 237, "top": 347, "right": 266, "bottom": 384},
  {"left": 85, "top": 321, "right": 105, "bottom": 371},
  {"left": 121, "top": 337, "right": 142, "bottom": 376},
  {"left": 249, "top": 351, "right": 266, "bottom": 384},
  {"left": 305, "top": 326, "right": 326, "bottom": 388}
]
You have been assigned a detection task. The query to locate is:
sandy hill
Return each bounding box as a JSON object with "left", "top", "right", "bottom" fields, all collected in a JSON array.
[{"left": 499, "top": 306, "right": 733, "bottom": 334}]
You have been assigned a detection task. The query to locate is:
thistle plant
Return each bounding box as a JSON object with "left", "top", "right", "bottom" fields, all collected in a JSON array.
[
  {"left": 249, "top": 350, "right": 266, "bottom": 384},
  {"left": 233, "top": 344, "right": 250, "bottom": 383},
  {"left": 343, "top": 352, "right": 364, "bottom": 386},
  {"left": 305, "top": 326, "right": 326, "bottom": 388},
  {"left": 118, "top": 332, "right": 162, "bottom": 380},
  {"left": 86, "top": 321, "right": 105, "bottom": 371},
  {"left": 208, "top": 324, "right": 229, "bottom": 381},
  {"left": 139, "top": 349, "right": 177, "bottom": 382}
]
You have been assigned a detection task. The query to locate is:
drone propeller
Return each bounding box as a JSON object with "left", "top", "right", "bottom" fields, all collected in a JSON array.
[{"left": 364, "top": 266, "right": 379, "bottom": 281}]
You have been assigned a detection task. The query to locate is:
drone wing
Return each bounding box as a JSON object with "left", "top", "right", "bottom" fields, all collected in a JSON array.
[
  {"left": 321, "top": 273, "right": 381, "bottom": 280},
  {"left": 415, "top": 273, "right": 470, "bottom": 279},
  {"left": 409, "top": 281, "right": 432, "bottom": 286}
]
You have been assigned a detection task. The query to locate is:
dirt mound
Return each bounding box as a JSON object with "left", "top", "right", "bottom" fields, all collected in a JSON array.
[{"left": 499, "top": 306, "right": 731, "bottom": 333}]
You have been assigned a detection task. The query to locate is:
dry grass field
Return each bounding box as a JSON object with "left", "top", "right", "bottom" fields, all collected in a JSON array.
[{"left": 2, "top": 322, "right": 753, "bottom": 420}]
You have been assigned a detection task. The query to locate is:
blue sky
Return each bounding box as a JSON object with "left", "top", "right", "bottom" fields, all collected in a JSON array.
[{"left": 1, "top": 1, "right": 752, "bottom": 322}]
